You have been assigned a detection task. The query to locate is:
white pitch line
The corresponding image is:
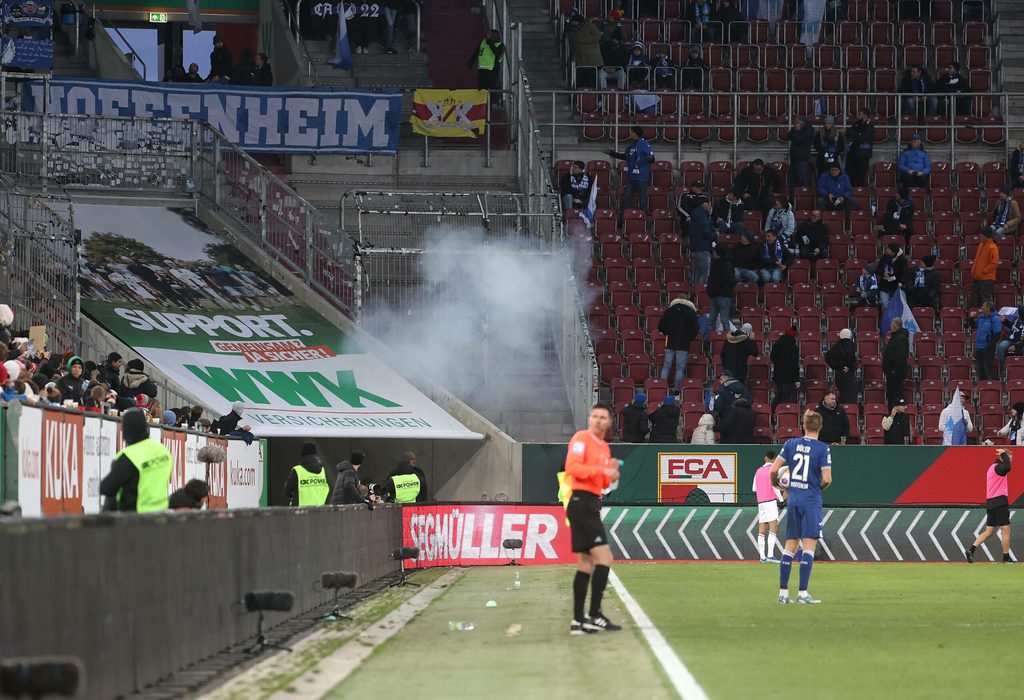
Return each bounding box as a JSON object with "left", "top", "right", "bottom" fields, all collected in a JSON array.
[
  {"left": 609, "top": 571, "right": 709, "bottom": 700},
  {"left": 860, "top": 510, "right": 880, "bottom": 561},
  {"left": 700, "top": 509, "right": 722, "bottom": 560},
  {"left": 655, "top": 508, "right": 677, "bottom": 559},
  {"left": 904, "top": 510, "right": 926, "bottom": 561},
  {"left": 677, "top": 509, "right": 698, "bottom": 559},
  {"left": 632, "top": 508, "right": 654, "bottom": 560},
  {"left": 882, "top": 510, "right": 903, "bottom": 561}
]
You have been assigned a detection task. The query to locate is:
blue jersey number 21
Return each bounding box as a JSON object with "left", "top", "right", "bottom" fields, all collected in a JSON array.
[{"left": 791, "top": 453, "right": 809, "bottom": 483}]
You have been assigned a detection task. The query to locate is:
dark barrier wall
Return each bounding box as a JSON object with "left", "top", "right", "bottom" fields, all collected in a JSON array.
[
  {"left": 522, "top": 444, "right": 1024, "bottom": 506},
  {"left": 0, "top": 506, "right": 402, "bottom": 700}
]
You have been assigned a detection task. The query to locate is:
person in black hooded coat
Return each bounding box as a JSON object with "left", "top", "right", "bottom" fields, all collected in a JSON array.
[
  {"left": 716, "top": 398, "right": 755, "bottom": 443},
  {"left": 648, "top": 396, "right": 680, "bottom": 442}
]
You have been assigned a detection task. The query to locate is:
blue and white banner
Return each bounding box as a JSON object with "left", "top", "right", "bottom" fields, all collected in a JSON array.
[
  {"left": 328, "top": 2, "right": 353, "bottom": 70},
  {"left": 1, "top": 36, "right": 52, "bottom": 69},
  {"left": 23, "top": 77, "right": 401, "bottom": 154},
  {"left": 880, "top": 288, "right": 919, "bottom": 352},
  {"left": 1, "top": 0, "right": 52, "bottom": 26}
]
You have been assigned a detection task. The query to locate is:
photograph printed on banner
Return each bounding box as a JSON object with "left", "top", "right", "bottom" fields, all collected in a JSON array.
[{"left": 77, "top": 205, "right": 296, "bottom": 313}]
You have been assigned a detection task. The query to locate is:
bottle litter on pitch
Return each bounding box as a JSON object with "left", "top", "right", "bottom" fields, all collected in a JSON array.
[
  {"left": 448, "top": 621, "right": 475, "bottom": 631},
  {"left": 513, "top": 570, "right": 521, "bottom": 589}
]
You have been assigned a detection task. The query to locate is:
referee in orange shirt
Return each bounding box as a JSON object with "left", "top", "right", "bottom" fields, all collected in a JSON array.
[{"left": 565, "top": 403, "right": 622, "bottom": 634}]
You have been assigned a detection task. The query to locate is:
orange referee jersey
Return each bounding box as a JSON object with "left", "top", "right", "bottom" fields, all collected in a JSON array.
[{"left": 564, "top": 429, "right": 613, "bottom": 496}]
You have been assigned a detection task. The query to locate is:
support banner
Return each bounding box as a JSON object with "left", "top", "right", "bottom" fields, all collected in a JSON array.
[
  {"left": 76, "top": 204, "right": 481, "bottom": 440},
  {"left": 23, "top": 78, "right": 402, "bottom": 154},
  {"left": 411, "top": 89, "right": 488, "bottom": 138}
]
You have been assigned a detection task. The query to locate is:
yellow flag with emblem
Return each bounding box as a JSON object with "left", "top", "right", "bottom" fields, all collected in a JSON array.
[
  {"left": 556, "top": 471, "right": 572, "bottom": 526},
  {"left": 411, "top": 89, "right": 488, "bottom": 138}
]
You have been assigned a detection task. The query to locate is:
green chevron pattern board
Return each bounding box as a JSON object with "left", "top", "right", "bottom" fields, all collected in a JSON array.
[{"left": 599, "top": 506, "right": 1019, "bottom": 563}]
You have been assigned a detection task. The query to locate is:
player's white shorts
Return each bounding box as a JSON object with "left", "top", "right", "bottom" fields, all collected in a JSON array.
[{"left": 757, "top": 500, "right": 779, "bottom": 524}]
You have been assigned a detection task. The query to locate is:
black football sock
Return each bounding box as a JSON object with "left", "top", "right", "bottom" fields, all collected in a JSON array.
[
  {"left": 573, "top": 571, "right": 590, "bottom": 621},
  {"left": 1004, "top": 553, "right": 1011, "bottom": 562},
  {"left": 969, "top": 544, "right": 977, "bottom": 554},
  {"left": 589, "top": 565, "right": 610, "bottom": 617}
]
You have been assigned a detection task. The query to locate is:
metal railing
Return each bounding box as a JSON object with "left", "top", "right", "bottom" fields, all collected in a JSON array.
[
  {"left": 533, "top": 88, "right": 1017, "bottom": 165},
  {"left": 0, "top": 109, "right": 359, "bottom": 319},
  {"left": 90, "top": 6, "right": 146, "bottom": 80},
  {"left": 0, "top": 179, "right": 80, "bottom": 354}
]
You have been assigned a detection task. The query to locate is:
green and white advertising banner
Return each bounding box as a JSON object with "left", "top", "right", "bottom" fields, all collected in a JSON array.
[{"left": 77, "top": 205, "right": 481, "bottom": 440}]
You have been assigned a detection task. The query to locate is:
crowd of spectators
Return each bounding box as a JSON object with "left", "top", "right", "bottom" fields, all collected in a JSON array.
[
  {"left": 163, "top": 36, "right": 274, "bottom": 86},
  {"left": 0, "top": 304, "right": 257, "bottom": 438}
]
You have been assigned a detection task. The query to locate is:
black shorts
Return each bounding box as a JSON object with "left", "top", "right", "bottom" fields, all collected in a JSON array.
[
  {"left": 986, "top": 505, "right": 1011, "bottom": 527},
  {"left": 566, "top": 490, "right": 607, "bottom": 553}
]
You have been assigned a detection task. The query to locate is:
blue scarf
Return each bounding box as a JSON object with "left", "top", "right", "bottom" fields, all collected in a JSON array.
[
  {"left": 694, "top": 2, "right": 710, "bottom": 23},
  {"left": 913, "top": 269, "right": 925, "bottom": 288},
  {"left": 995, "top": 200, "right": 1011, "bottom": 227},
  {"left": 762, "top": 240, "right": 783, "bottom": 265},
  {"left": 858, "top": 273, "right": 877, "bottom": 294}
]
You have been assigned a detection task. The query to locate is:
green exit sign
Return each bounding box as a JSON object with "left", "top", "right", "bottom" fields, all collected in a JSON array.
[{"left": 148, "top": 12, "right": 169, "bottom": 23}]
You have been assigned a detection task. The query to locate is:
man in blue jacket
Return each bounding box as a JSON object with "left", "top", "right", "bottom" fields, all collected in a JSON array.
[
  {"left": 973, "top": 301, "right": 1003, "bottom": 381},
  {"left": 689, "top": 200, "right": 716, "bottom": 284},
  {"left": 816, "top": 164, "right": 856, "bottom": 213},
  {"left": 897, "top": 134, "right": 931, "bottom": 189},
  {"left": 607, "top": 126, "right": 654, "bottom": 221},
  {"left": 899, "top": 65, "right": 938, "bottom": 122}
]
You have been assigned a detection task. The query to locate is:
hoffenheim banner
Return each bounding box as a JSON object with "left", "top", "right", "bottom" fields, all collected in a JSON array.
[{"left": 23, "top": 77, "right": 401, "bottom": 154}]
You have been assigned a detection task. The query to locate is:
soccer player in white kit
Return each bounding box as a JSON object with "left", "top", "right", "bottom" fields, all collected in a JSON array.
[{"left": 752, "top": 451, "right": 784, "bottom": 562}]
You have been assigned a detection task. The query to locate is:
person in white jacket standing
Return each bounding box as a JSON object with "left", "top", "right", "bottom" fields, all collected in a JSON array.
[
  {"left": 690, "top": 413, "right": 717, "bottom": 444},
  {"left": 996, "top": 402, "right": 1024, "bottom": 446},
  {"left": 938, "top": 395, "right": 974, "bottom": 445}
]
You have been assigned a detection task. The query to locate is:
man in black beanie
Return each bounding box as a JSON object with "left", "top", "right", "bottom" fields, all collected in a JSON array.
[
  {"left": 284, "top": 442, "right": 329, "bottom": 506},
  {"left": 905, "top": 254, "right": 941, "bottom": 311}
]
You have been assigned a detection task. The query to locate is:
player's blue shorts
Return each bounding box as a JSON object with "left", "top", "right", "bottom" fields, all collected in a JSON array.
[{"left": 786, "top": 500, "right": 823, "bottom": 540}]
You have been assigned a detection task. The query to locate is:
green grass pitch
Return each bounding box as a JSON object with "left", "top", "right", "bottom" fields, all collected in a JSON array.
[{"left": 326, "top": 563, "right": 1023, "bottom": 699}]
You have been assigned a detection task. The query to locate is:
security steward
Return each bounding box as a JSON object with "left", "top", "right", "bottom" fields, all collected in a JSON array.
[
  {"left": 384, "top": 453, "right": 426, "bottom": 503},
  {"left": 100, "top": 408, "right": 173, "bottom": 512},
  {"left": 284, "top": 442, "right": 329, "bottom": 506}
]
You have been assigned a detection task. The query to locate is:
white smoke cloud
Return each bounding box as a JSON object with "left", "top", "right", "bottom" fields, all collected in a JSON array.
[{"left": 359, "top": 227, "right": 578, "bottom": 416}]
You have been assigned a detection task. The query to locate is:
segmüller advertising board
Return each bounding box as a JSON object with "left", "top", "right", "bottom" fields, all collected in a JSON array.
[
  {"left": 16, "top": 404, "right": 266, "bottom": 517},
  {"left": 403, "top": 505, "right": 576, "bottom": 568},
  {"left": 77, "top": 205, "right": 480, "bottom": 440}
]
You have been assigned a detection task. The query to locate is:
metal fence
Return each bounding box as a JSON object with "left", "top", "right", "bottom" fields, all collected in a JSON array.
[
  {"left": 0, "top": 179, "right": 79, "bottom": 353},
  {"left": 534, "top": 89, "right": 1020, "bottom": 166}
]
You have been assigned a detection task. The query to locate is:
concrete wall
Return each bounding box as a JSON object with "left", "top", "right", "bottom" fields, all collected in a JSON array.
[
  {"left": 85, "top": 24, "right": 144, "bottom": 81},
  {"left": 0, "top": 506, "right": 402, "bottom": 700},
  {"left": 197, "top": 205, "right": 523, "bottom": 501}
]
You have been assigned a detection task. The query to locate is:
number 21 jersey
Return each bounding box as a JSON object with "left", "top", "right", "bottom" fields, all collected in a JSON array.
[{"left": 779, "top": 437, "right": 831, "bottom": 503}]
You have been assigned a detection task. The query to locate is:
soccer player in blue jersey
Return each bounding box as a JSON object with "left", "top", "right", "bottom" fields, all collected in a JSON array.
[{"left": 771, "top": 410, "right": 833, "bottom": 604}]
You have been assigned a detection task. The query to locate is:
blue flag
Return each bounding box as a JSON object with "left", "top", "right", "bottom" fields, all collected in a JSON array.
[
  {"left": 580, "top": 180, "right": 598, "bottom": 230},
  {"left": 328, "top": 7, "right": 353, "bottom": 70},
  {"left": 880, "top": 288, "right": 919, "bottom": 352}
]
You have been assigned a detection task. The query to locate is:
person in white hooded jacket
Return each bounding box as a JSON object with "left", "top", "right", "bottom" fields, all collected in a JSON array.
[
  {"left": 690, "top": 413, "right": 717, "bottom": 444},
  {"left": 938, "top": 400, "right": 974, "bottom": 445}
]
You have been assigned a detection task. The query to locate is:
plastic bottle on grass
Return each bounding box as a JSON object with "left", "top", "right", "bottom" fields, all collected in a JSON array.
[
  {"left": 449, "top": 621, "right": 475, "bottom": 631},
  {"left": 513, "top": 570, "right": 521, "bottom": 589}
]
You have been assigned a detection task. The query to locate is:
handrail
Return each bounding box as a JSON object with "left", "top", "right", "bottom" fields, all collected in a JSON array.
[{"left": 90, "top": 6, "right": 146, "bottom": 80}]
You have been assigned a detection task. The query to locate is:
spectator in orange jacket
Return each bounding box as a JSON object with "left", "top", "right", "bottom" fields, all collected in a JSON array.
[{"left": 970, "top": 229, "right": 999, "bottom": 307}]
